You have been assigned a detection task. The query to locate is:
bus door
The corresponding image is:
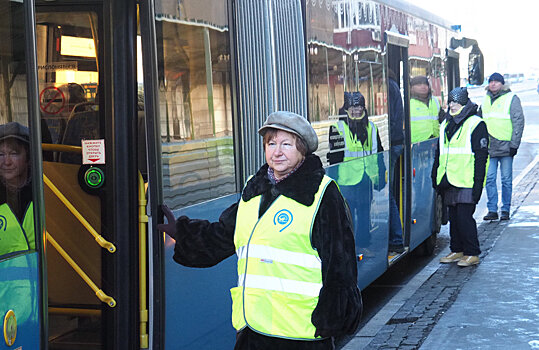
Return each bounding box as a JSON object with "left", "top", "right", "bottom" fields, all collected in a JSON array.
[
  {"left": 385, "top": 32, "right": 412, "bottom": 260},
  {"left": 0, "top": 1, "right": 43, "bottom": 349},
  {"left": 35, "top": 1, "right": 144, "bottom": 349},
  {"left": 446, "top": 48, "right": 460, "bottom": 92}
]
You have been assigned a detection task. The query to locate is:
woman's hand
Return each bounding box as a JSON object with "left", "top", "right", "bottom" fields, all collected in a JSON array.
[{"left": 157, "top": 204, "right": 176, "bottom": 238}]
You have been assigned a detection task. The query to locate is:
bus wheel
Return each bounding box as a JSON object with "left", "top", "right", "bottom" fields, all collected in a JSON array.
[{"left": 414, "top": 231, "right": 437, "bottom": 256}]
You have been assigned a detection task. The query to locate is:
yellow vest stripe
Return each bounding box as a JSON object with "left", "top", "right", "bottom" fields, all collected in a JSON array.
[
  {"left": 236, "top": 244, "right": 322, "bottom": 269},
  {"left": 238, "top": 274, "right": 323, "bottom": 297}
]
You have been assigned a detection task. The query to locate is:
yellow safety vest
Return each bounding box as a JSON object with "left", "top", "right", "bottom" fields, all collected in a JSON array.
[
  {"left": 410, "top": 97, "right": 440, "bottom": 143},
  {"left": 482, "top": 92, "right": 514, "bottom": 141},
  {"left": 437, "top": 116, "right": 485, "bottom": 188},
  {"left": 0, "top": 202, "right": 35, "bottom": 257},
  {"left": 333, "top": 120, "right": 380, "bottom": 186},
  {"left": 231, "top": 175, "right": 333, "bottom": 340}
]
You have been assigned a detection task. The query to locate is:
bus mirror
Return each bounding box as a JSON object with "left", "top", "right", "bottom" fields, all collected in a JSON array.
[{"left": 468, "top": 44, "right": 484, "bottom": 86}]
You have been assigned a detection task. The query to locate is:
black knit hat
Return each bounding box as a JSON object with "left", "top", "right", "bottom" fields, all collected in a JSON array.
[
  {"left": 448, "top": 87, "right": 469, "bottom": 106},
  {"left": 343, "top": 92, "right": 365, "bottom": 110},
  {"left": 488, "top": 72, "right": 504, "bottom": 85}
]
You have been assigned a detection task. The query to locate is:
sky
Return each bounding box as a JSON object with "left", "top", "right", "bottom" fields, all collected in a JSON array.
[{"left": 409, "top": 0, "right": 539, "bottom": 76}]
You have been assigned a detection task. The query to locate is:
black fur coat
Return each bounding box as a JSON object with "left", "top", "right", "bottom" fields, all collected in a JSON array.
[{"left": 173, "top": 154, "right": 362, "bottom": 348}]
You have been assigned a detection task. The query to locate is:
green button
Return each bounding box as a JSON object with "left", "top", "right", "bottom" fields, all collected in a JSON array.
[{"left": 85, "top": 168, "right": 104, "bottom": 188}]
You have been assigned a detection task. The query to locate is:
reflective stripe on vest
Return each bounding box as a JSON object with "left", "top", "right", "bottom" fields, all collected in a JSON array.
[
  {"left": 334, "top": 120, "right": 380, "bottom": 186},
  {"left": 410, "top": 97, "right": 440, "bottom": 143},
  {"left": 437, "top": 116, "right": 482, "bottom": 188},
  {"left": 231, "top": 175, "right": 332, "bottom": 340},
  {"left": 335, "top": 120, "right": 378, "bottom": 158},
  {"left": 0, "top": 202, "right": 35, "bottom": 256},
  {"left": 482, "top": 92, "right": 514, "bottom": 141}
]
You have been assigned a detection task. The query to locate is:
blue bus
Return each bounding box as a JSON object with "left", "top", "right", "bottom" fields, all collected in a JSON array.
[{"left": 0, "top": 0, "right": 483, "bottom": 349}]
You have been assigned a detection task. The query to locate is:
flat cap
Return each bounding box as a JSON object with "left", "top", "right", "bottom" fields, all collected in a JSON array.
[
  {"left": 258, "top": 111, "right": 318, "bottom": 153},
  {"left": 0, "top": 122, "right": 30, "bottom": 144}
]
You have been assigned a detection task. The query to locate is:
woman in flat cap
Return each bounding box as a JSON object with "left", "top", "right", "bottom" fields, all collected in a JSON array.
[
  {"left": 0, "top": 122, "right": 34, "bottom": 256},
  {"left": 159, "top": 111, "right": 361, "bottom": 349}
]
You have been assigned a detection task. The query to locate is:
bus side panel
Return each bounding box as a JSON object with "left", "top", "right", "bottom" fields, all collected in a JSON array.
[
  {"left": 326, "top": 151, "right": 390, "bottom": 290},
  {"left": 410, "top": 139, "right": 437, "bottom": 250},
  {"left": 0, "top": 253, "right": 40, "bottom": 350},
  {"left": 164, "top": 194, "right": 239, "bottom": 350}
]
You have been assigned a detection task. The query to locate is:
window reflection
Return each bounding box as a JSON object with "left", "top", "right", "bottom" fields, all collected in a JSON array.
[
  {"left": 306, "top": 1, "right": 388, "bottom": 166},
  {"left": 0, "top": 2, "right": 34, "bottom": 258},
  {"left": 0, "top": 123, "right": 34, "bottom": 257},
  {"left": 155, "top": 0, "right": 235, "bottom": 209}
]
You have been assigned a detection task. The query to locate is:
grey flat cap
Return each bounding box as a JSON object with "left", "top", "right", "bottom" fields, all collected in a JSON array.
[
  {"left": 0, "top": 122, "right": 30, "bottom": 144},
  {"left": 258, "top": 111, "right": 318, "bottom": 153}
]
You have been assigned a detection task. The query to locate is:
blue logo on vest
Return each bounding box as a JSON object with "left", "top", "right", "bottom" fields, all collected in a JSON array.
[
  {"left": 0, "top": 215, "right": 6, "bottom": 231},
  {"left": 274, "top": 209, "right": 293, "bottom": 232}
]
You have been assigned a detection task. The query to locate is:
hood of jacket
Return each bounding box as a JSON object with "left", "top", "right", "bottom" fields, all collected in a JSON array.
[
  {"left": 242, "top": 153, "right": 325, "bottom": 206},
  {"left": 486, "top": 84, "right": 512, "bottom": 102}
]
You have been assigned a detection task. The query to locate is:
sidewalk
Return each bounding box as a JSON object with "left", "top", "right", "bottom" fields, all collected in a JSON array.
[
  {"left": 342, "top": 156, "right": 539, "bottom": 349},
  {"left": 420, "top": 180, "right": 539, "bottom": 349}
]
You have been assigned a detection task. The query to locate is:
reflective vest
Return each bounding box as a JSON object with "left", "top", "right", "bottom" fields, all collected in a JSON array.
[
  {"left": 437, "top": 116, "right": 484, "bottom": 188},
  {"left": 410, "top": 97, "right": 440, "bottom": 143},
  {"left": 482, "top": 92, "right": 514, "bottom": 141},
  {"left": 0, "top": 202, "right": 35, "bottom": 256},
  {"left": 333, "top": 120, "right": 379, "bottom": 186},
  {"left": 231, "top": 175, "right": 333, "bottom": 340}
]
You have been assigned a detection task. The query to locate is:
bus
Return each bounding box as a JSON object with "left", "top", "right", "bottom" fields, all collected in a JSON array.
[{"left": 0, "top": 0, "right": 483, "bottom": 349}]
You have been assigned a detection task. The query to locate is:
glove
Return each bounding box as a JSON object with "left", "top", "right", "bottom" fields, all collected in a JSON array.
[
  {"left": 472, "top": 184, "right": 483, "bottom": 204},
  {"left": 509, "top": 148, "right": 517, "bottom": 157},
  {"left": 157, "top": 204, "right": 176, "bottom": 238}
]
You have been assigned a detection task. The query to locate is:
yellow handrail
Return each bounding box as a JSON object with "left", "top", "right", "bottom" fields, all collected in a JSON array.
[
  {"left": 138, "top": 172, "right": 149, "bottom": 348},
  {"left": 43, "top": 174, "right": 116, "bottom": 253},
  {"left": 42, "top": 143, "right": 82, "bottom": 154},
  {"left": 46, "top": 231, "right": 116, "bottom": 307}
]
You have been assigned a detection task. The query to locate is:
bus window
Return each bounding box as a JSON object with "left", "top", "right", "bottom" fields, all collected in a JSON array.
[
  {"left": 36, "top": 12, "right": 99, "bottom": 152},
  {"left": 155, "top": 0, "right": 235, "bottom": 209},
  {"left": 306, "top": 1, "right": 388, "bottom": 168}
]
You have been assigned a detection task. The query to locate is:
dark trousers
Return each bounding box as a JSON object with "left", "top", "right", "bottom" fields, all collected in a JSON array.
[
  {"left": 448, "top": 203, "right": 481, "bottom": 256},
  {"left": 235, "top": 327, "right": 335, "bottom": 350}
]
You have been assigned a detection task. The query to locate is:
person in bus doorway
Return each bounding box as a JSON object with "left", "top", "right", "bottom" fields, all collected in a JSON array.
[
  {"left": 432, "top": 87, "right": 489, "bottom": 267},
  {"left": 479, "top": 73, "right": 525, "bottom": 221},
  {"left": 0, "top": 122, "right": 34, "bottom": 256},
  {"left": 158, "top": 111, "right": 362, "bottom": 350},
  {"left": 409, "top": 76, "right": 443, "bottom": 143},
  {"left": 327, "top": 91, "right": 385, "bottom": 255},
  {"left": 387, "top": 70, "right": 405, "bottom": 255}
]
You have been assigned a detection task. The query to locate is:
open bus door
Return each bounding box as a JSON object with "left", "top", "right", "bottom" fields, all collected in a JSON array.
[
  {"left": 385, "top": 31, "right": 412, "bottom": 261},
  {"left": 0, "top": 1, "right": 44, "bottom": 349},
  {"left": 29, "top": 0, "right": 148, "bottom": 348}
]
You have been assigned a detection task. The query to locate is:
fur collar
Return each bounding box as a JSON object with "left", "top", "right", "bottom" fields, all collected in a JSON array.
[{"left": 241, "top": 154, "right": 325, "bottom": 206}]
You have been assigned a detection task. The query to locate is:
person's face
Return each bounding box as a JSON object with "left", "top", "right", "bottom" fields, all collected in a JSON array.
[
  {"left": 449, "top": 101, "right": 463, "bottom": 114},
  {"left": 488, "top": 80, "right": 502, "bottom": 94},
  {"left": 0, "top": 140, "right": 29, "bottom": 187},
  {"left": 348, "top": 105, "right": 365, "bottom": 119},
  {"left": 411, "top": 83, "right": 429, "bottom": 98},
  {"left": 265, "top": 130, "right": 305, "bottom": 179}
]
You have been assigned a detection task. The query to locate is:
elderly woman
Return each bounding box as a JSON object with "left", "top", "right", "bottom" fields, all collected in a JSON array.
[
  {"left": 0, "top": 122, "right": 34, "bottom": 256},
  {"left": 159, "top": 111, "right": 361, "bottom": 349}
]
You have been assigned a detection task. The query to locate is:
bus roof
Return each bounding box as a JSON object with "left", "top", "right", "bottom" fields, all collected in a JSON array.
[{"left": 376, "top": 0, "right": 455, "bottom": 31}]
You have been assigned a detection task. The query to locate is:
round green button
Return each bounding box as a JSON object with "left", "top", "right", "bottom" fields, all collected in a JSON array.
[{"left": 85, "top": 168, "right": 104, "bottom": 188}]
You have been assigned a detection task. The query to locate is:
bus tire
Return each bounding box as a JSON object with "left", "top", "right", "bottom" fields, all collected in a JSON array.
[{"left": 414, "top": 231, "right": 437, "bottom": 256}]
